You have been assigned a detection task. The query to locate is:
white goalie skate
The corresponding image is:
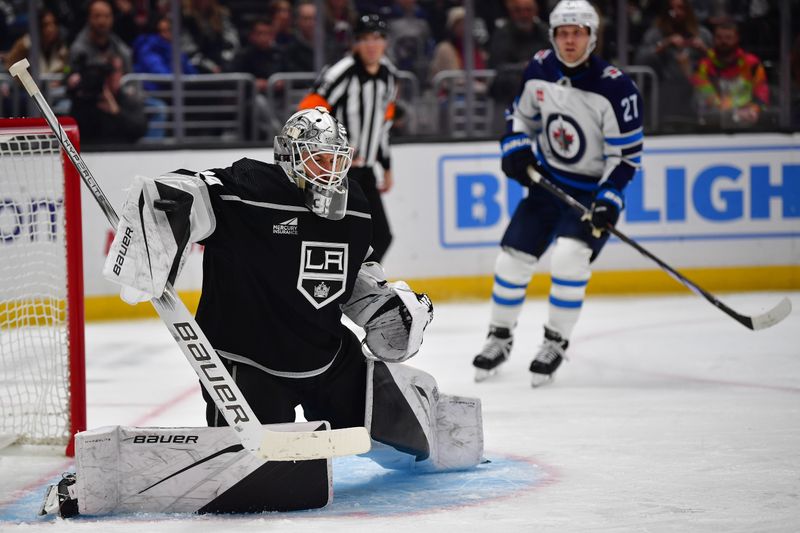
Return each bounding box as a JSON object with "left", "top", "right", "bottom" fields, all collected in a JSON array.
[
  {"left": 473, "top": 326, "right": 513, "bottom": 382},
  {"left": 530, "top": 326, "right": 568, "bottom": 387},
  {"left": 39, "top": 472, "right": 79, "bottom": 518}
]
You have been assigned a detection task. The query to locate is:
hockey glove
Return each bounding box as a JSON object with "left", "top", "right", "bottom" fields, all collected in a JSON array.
[
  {"left": 342, "top": 263, "right": 434, "bottom": 362},
  {"left": 362, "top": 286, "right": 434, "bottom": 363},
  {"left": 500, "top": 132, "right": 535, "bottom": 186},
  {"left": 587, "top": 187, "right": 624, "bottom": 235},
  {"left": 102, "top": 176, "right": 196, "bottom": 304}
]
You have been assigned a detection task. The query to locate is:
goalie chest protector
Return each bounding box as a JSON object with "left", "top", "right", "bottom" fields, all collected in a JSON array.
[{"left": 192, "top": 158, "right": 372, "bottom": 375}]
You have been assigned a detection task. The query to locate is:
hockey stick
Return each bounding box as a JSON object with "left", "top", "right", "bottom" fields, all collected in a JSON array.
[
  {"left": 9, "top": 59, "right": 370, "bottom": 460},
  {"left": 526, "top": 163, "right": 792, "bottom": 331}
]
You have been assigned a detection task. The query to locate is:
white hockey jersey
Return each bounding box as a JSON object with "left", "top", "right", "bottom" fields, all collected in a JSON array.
[{"left": 507, "top": 49, "right": 643, "bottom": 193}]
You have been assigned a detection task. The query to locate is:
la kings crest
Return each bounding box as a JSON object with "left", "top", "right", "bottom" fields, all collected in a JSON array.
[{"left": 297, "top": 241, "right": 348, "bottom": 309}]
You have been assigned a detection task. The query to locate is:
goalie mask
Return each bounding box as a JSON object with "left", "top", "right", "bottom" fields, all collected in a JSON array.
[
  {"left": 274, "top": 107, "right": 354, "bottom": 220},
  {"left": 548, "top": 0, "right": 599, "bottom": 68}
]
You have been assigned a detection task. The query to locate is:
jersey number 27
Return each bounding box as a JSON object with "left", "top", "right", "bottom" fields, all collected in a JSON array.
[{"left": 621, "top": 95, "right": 639, "bottom": 122}]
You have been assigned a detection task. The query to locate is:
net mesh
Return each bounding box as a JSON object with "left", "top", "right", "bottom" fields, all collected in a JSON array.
[{"left": 0, "top": 131, "right": 71, "bottom": 446}]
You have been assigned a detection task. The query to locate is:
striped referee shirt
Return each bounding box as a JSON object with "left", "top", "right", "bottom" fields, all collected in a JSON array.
[{"left": 299, "top": 54, "right": 397, "bottom": 170}]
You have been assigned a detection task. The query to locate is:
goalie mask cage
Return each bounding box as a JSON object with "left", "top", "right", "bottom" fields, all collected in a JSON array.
[{"left": 0, "top": 117, "right": 86, "bottom": 456}]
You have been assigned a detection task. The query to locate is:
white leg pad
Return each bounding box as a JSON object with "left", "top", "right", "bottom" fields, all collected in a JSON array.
[
  {"left": 74, "top": 424, "right": 331, "bottom": 515},
  {"left": 428, "top": 393, "right": 484, "bottom": 471},
  {"left": 364, "top": 360, "right": 483, "bottom": 472}
]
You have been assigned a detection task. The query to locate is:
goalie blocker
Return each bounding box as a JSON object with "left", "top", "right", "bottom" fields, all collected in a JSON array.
[{"left": 102, "top": 172, "right": 214, "bottom": 304}]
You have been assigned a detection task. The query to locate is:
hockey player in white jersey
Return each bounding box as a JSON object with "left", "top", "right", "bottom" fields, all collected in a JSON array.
[{"left": 473, "top": 0, "right": 644, "bottom": 385}]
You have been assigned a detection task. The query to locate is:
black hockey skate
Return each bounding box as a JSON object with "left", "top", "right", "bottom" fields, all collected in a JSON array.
[
  {"left": 529, "top": 326, "right": 568, "bottom": 387},
  {"left": 473, "top": 326, "right": 513, "bottom": 382},
  {"left": 39, "top": 472, "right": 79, "bottom": 518}
]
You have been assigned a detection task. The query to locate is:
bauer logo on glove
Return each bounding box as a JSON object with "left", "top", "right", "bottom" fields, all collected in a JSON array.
[{"left": 111, "top": 226, "right": 135, "bottom": 276}]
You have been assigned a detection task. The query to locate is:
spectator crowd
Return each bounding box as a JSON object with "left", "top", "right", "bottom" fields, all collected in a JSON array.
[{"left": 0, "top": 0, "right": 794, "bottom": 146}]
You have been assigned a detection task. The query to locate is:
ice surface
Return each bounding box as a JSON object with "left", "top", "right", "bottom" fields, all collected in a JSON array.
[{"left": 1, "top": 292, "right": 798, "bottom": 532}]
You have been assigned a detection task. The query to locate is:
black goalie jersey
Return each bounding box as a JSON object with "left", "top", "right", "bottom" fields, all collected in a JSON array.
[{"left": 189, "top": 158, "right": 372, "bottom": 376}]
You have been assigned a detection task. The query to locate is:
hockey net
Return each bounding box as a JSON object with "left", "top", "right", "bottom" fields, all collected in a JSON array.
[{"left": 0, "top": 118, "right": 86, "bottom": 456}]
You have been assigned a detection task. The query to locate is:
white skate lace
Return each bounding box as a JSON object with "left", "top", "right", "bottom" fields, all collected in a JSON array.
[
  {"left": 481, "top": 337, "right": 510, "bottom": 361},
  {"left": 535, "top": 341, "right": 562, "bottom": 364}
]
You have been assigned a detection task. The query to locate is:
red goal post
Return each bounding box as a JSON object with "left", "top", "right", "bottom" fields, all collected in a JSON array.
[{"left": 0, "top": 117, "right": 86, "bottom": 456}]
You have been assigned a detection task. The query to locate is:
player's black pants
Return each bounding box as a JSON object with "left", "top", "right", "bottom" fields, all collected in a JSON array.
[
  {"left": 202, "top": 331, "right": 367, "bottom": 430},
  {"left": 349, "top": 166, "right": 392, "bottom": 263}
]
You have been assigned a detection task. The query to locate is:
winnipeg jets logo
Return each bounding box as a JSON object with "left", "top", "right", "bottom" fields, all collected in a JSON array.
[
  {"left": 297, "top": 241, "right": 348, "bottom": 309},
  {"left": 602, "top": 66, "right": 623, "bottom": 79},
  {"left": 552, "top": 125, "right": 574, "bottom": 152},
  {"left": 545, "top": 114, "right": 585, "bottom": 164},
  {"left": 273, "top": 217, "right": 298, "bottom": 235}
]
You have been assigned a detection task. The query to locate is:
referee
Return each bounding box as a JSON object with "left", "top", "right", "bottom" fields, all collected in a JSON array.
[{"left": 299, "top": 14, "right": 397, "bottom": 263}]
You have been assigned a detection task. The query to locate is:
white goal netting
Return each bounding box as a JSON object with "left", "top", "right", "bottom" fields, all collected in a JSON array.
[{"left": 0, "top": 129, "right": 75, "bottom": 448}]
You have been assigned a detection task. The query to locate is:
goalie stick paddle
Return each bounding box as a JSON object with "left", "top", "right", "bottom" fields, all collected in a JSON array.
[
  {"left": 9, "top": 58, "right": 370, "bottom": 460},
  {"left": 525, "top": 164, "right": 792, "bottom": 331},
  {"left": 259, "top": 426, "right": 371, "bottom": 461}
]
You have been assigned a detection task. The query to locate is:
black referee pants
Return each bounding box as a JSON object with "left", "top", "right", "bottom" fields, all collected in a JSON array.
[{"left": 349, "top": 166, "right": 392, "bottom": 264}]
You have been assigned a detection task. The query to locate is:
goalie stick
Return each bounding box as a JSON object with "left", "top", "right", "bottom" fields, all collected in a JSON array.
[
  {"left": 526, "top": 163, "right": 792, "bottom": 331},
  {"left": 9, "top": 58, "right": 370, "bottom": 460}
]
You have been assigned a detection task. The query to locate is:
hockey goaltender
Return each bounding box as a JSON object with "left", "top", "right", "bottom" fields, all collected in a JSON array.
[{"left": 40, "top": 107, "right": 484, "bottom": 517}]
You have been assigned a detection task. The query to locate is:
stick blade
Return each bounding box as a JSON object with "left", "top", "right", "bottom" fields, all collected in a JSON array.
[
  {"left": 749, "top": 297, "right": 792, "bottom": 331},
  {"left": 258, "top": 426, "right": 371, "bottom": 461}
]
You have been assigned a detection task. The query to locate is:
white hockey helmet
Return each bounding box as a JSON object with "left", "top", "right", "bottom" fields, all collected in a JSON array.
[
  {"left": 548, "top": 0, "right": 599, "bottom": 67},
  {"left": 274, "top": 106, "right": 354, "bottom": 220}
]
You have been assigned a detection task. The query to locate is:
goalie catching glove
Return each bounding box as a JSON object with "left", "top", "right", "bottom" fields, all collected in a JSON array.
[
  {"left": 102, "top": 173, "right": 215, "bottom": 304},
  {"left": 341, "top": 262, "right": 433, "bottom": 363}
]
